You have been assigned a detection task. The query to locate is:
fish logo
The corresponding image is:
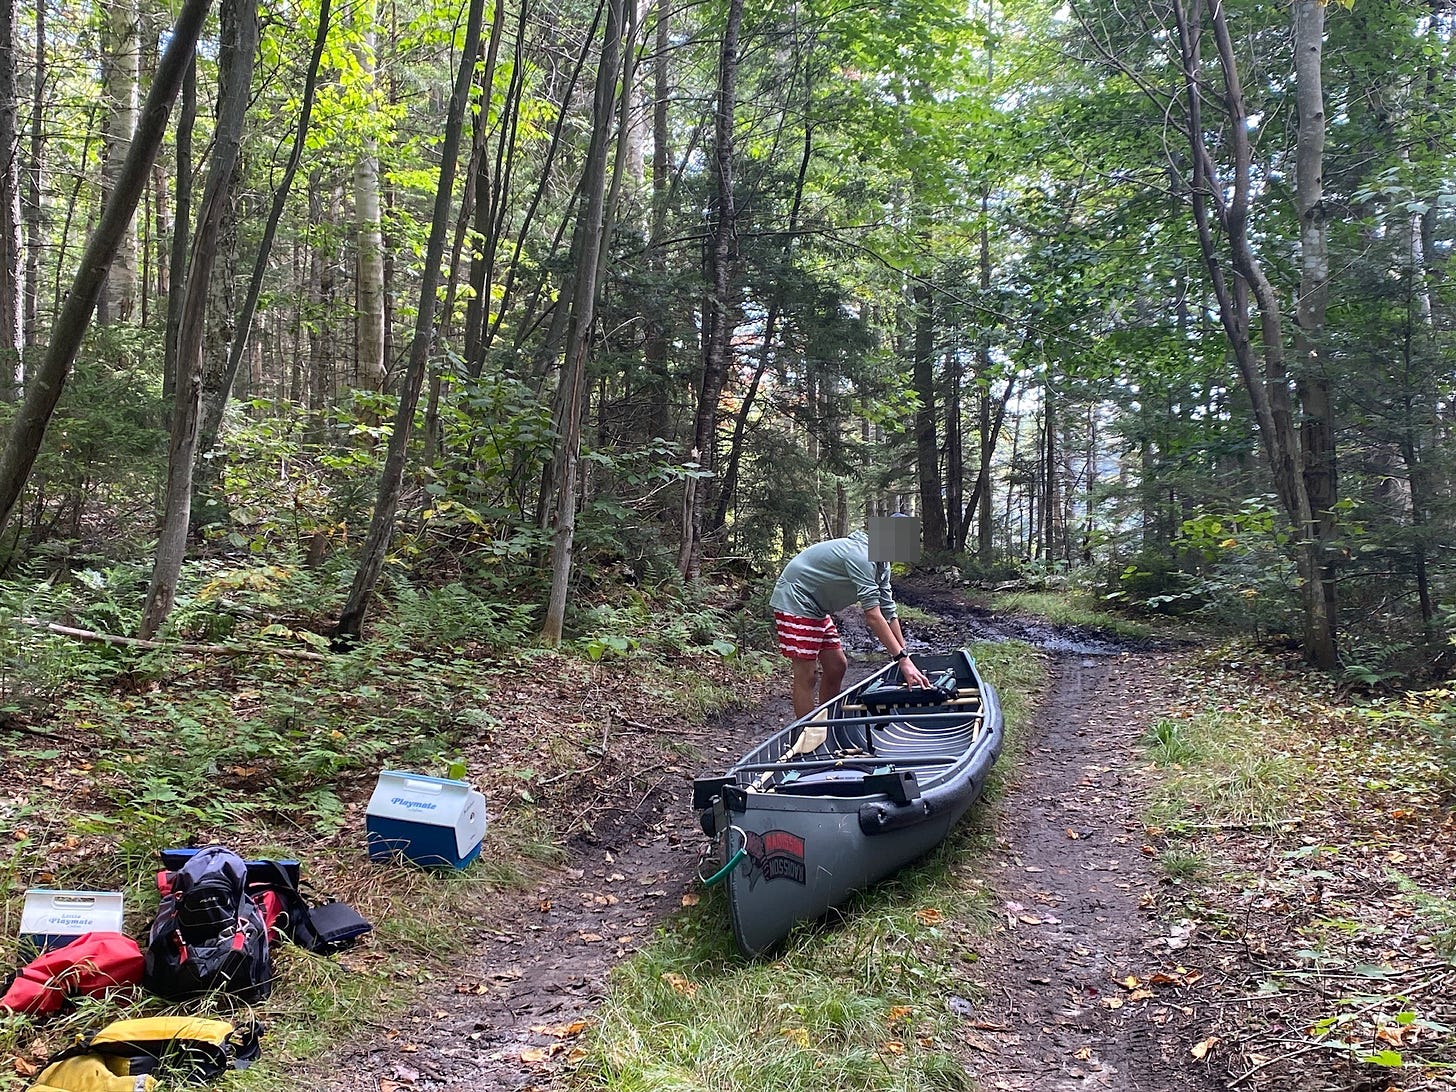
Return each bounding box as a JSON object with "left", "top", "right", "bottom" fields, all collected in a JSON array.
[{"left": 744, "top": 829, "right": 806, "bottom": 887}]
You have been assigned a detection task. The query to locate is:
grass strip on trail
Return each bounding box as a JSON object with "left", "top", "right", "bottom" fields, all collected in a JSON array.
[
  {"left": 991, "top": 590, "right": 1156, "bottom": 641},
  {"left": 1141, "top": 644, "right": 1456, "bottom": 1092},
  {"left": 565, "top": 641, "right": 1042, "bottom": 1092}
]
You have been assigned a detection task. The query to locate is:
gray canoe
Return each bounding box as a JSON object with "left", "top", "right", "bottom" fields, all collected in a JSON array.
[{"left": 693, "top": 649, "right": 1003, "bottom": 957}]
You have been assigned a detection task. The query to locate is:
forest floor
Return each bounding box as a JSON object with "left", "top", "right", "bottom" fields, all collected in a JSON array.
[
  {"left": 304, "top": 581, "right": 1251, "bottom": 1092},
  {"left": 6, "top": 572, "right": 1448, "bottom": 1091}
]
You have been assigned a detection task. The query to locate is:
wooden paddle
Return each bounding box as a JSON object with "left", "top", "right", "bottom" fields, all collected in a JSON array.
[
  {"left": 752, "top": 708, "right": 829, "bottom": 790},
  {"left": 788, "top": 706, "right": 830, "bottom": 757}
]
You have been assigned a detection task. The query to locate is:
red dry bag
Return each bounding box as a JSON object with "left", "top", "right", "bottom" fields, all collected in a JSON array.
[{"left": 0, "top": 932, "right": 144, "bottom": 1016}]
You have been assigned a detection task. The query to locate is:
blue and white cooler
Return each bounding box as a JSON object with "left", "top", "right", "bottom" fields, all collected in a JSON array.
[
  {"left": 19, "top": 889, "right": 125, "bottom": 955},
  {"left": 365, "top": 771, "right": 487, "bottom": 870}
]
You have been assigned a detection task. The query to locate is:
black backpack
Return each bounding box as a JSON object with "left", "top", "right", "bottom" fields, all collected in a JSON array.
[{"left": 143, "top": 845, "right": 273, "bottom": 1003}]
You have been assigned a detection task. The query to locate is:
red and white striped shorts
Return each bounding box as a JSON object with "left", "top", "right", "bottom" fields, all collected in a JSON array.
[{"left": 773, "top": 610, "right": 841, "bottom": 661}]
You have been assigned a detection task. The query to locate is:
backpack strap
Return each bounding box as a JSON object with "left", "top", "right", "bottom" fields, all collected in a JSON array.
[{"left": 244, "top": 861, "right": 372, "bottom": 954}]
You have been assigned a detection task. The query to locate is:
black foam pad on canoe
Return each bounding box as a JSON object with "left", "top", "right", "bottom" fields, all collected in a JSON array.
[{"left": 859, "top": 670, "right": 958, "bottom": 709}]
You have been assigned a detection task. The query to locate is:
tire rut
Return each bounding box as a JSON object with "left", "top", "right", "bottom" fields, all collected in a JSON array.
[{"left": 961, "top": 653, "right": 1219, "bottom": 1092}]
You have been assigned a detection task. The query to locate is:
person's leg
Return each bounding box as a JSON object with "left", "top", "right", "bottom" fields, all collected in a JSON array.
[
  {"left": 790, "top": 658, "right": 819, "bottom": 719},
  {"left": 818, "top": 644, "right": 848, "bottom": 706}
]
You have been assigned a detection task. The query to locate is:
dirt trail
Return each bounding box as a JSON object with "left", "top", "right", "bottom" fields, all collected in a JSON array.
[
  {"left": 318, "top": 601, "right": 1216, "bottom": 1091},
  {"left": 317, "top": 692, "right": 793, "bottom": 1091},
  {"left": 962, "top": 653, "right": 1217, "bottom": 1091}
]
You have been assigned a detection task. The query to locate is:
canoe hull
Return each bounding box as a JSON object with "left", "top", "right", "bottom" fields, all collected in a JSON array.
[{"left": 699, "top": 650, "right": 1003, "bottom": 957}]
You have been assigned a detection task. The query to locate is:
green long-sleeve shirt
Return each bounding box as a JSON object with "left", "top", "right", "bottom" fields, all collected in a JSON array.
[{"left": 769, "top": 531, "right": 896, "bottom": 621}]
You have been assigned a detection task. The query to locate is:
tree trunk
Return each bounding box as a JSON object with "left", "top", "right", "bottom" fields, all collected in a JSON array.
[
  {"left": 161, "top": 58, "right": 195, "bottom": 418},
  {"left": 713, "top": 88, "right": 813, "bottom": 532},
  {"left": 21, "top": 0, "right": 43, "bottom": 352},
  {"left": 678, "top": 0, "right": 743, "bottom": 580},
  {"left": 944, "top": 332, "right": 964, "bottom": 549},
  {"left": 334, "top": 0, "right": 487, "bottom": 642},
  {"left": 0, "top": 0, "right": 210, "bottom": 539},
  {"left": 139, "top": 0, "right": 258, "bottom": 639},
  {"left": 642, "top": 0, "right": 671, "bottom": 440},
  {"left": 354, "top": 2, "right": 386, "bottom": 393},
  {"left": 193, "top": 0, "right": 331, "bottom": 522},
  {"left": 0, "top": 0, "right": 22, "bottom": 400},
  {"left": 1292, "top": 0, "right": 1337, "bottom": 665},
  {"left": 1042, "top": 384, "right": 1059, "bottom": 559},
  {"left": 541, "top": 0, "right": 628, "bottom": 644},
  {"left": 912, "top": 281, "right": 947, "bottom": 551},
  {"left": 459, "top": 0, "right": 508, "bottom": 377},
  {"left": 98, "top": 0, "right": 140, "bottom": 325},
  {"left": 1172, "top": 0, "right": 1337, "bottom": 668}
]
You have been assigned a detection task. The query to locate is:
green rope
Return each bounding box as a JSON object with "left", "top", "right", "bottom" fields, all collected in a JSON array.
[{"left": 701, "top": 846, "right": 746, "bottom": 887}]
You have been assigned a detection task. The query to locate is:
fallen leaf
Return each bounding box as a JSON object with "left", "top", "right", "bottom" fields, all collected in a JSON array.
[
  {"left": 915, "top": 908, "right": 944, "bottom": 925},
  {"left": 964, "top": 1035, "right": 997, "bottom": 1053},
  {"left": 681, "top": 892, "right": 699, "bottom": 907},
  {"left": 782, "top": 1027, "right": 810, "bottom": 1047},
  {"left": 1190, "top": 1035, "right": 1219, "bottom": 1060},
  {"left": 1102, "top": 997, "right": 1124, "bottom": 1010},
  {"left": 1140, "top": 844, "right": 1157, "bottom": 856},
  {"left": 880, "top": 1041, "right": 905, "bottom": 1056},
  {"left": 887, "top": 1006, "right": 913, "bottom": 1025},
  {"left": 1129, "top": 989, "right": 1154, "bottom": 1002},
  {"left": 565, "top": 1047, "right": 589, "bottom": 1064},
  {"left": 1066, "top": 828, "right": 1081, "bottom": 840},
  {"left": 661, "top": 972, "right": 698, "bottom": 996},
  {"left": 1019, "top": 914, "right": 1043, "bottom": 925},
  {"left": 520, "top": 1046, "right": 553, "bottom": 1064},
  {"left": 1117, "top": 975, "right": 1141, "bottom": 990},
  {"left": 1074, "top": 1046, "right": 1092, "bottom": 1060},
  {"left": 578, "top": 932, "right": 604, "bottom": 943},
  {"left": 12, "top": 1057, "right": 39, "bottom": 1078}
]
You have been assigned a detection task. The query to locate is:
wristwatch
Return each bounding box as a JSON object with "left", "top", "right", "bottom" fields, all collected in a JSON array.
[{"left": 893, "top": 649, "right": 909, "bottom": 661}]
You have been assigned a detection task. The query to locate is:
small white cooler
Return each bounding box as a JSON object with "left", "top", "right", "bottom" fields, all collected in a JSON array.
[
  {"left": 365, "top": 771, "right": 487, "bottom": 870},
  {"left": 19, "top": 889, "right": 125, "bottom": 955}
]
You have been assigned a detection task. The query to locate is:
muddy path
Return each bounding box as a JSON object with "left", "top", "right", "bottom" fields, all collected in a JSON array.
[
  {"left": 316, "top": 683, "right": 803, "bottom": 1091},
  {"left": 319, "top": 593, "right": 1212, "bottom": 1091},
  {"left": 961, "top": 653, "right": 1217, "bottom": 1092}
]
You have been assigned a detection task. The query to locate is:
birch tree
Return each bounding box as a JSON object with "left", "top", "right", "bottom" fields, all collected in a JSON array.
[
  {"left": 98, "top": 0, "right": 141, "bottom": 325},
  {"left": 0, "top": 0, "right": 22, "bottom": 398},
  {"left": 334, "top": 0, "right": 489, "bottom": 642}
]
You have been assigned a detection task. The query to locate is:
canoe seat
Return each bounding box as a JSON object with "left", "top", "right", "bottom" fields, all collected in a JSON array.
[
  {"left": 774, "top": 766, "right": 921, "bottom": 804},
  {"left": 773, "top": 765, "right": 884, "bottom": 797}
]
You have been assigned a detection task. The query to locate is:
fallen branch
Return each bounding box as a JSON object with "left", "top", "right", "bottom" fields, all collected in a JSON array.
[{"left": 20, "top": 618, "right": 330, "bottom": 662}]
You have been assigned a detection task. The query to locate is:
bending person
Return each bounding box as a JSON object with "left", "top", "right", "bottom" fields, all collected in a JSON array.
[{"left": 770, "top": 530, "right": 930, "bottom": 719}]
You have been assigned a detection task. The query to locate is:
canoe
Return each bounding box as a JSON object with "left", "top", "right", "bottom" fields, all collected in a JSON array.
[{"left": 693, "top": 648, "right": 1003, "bottom": 957}]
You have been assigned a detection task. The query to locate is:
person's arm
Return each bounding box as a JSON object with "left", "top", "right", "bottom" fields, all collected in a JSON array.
[{"left": 864, "top": 607, "right": 931, "bottom": 687}]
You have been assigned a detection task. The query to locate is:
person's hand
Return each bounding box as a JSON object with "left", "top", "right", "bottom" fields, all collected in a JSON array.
[{"left": 901, "top": 656, "right": 931, "bottom": 689}]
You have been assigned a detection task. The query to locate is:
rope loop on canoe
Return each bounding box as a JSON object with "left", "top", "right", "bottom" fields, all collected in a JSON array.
[{"left": 699, "top": 825, "right": 747, "bottom": 887}]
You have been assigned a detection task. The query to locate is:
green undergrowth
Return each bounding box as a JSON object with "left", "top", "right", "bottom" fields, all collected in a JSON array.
[
  {"left": 564, "top": 641, "right": 1042, "bottom": 1092},
  {"left": 0, "top": 561, "right": 772, "bottom": 1090},
  {"left": 1138, "top": 643, "right": 1456, "bottom": 1084},
  {"left": 991, "top": 590, "right": 1154, "bottom": 640}
]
